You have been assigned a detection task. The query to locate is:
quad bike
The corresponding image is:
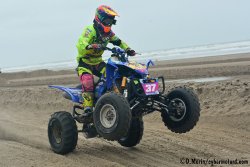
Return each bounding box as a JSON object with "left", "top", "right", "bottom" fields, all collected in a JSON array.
[{"left": 48, "top": 47, "right": 200, "bottom": 154}]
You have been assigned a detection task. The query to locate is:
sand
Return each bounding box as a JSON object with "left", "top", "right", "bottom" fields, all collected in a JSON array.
[{"left": 0, "top": 53, "right": 249, "bottom": 167}]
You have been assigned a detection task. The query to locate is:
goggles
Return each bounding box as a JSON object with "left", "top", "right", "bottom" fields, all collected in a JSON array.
[{"left": 102, "top": 18, "right": 117, "bottom": 26}]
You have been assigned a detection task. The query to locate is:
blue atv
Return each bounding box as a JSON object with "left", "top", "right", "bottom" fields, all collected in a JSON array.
[{"left": 48, "top": 47, "right": 200, "bottom": 154}]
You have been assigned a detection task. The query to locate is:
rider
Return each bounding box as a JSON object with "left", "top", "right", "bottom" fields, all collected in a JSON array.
[{"left": 76, "top": 5, "right": 136, "bottom": 113}]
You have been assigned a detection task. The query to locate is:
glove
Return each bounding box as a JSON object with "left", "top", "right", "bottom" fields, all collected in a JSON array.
[
  {"left": 126, "top": 48, "right": 136, "bottom": 56},
  {"left": 86, "top": 44, "right": 105, "bottom": 51}
]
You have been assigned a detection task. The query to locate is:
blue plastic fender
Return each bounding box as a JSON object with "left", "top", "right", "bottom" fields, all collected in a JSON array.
[{"left": 48, "top": 85, "right": 82, "bottom": 104}]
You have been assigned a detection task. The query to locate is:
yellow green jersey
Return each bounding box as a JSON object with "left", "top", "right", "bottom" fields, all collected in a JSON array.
[{"left": 76, "top": 24, "right": 129, "bottom": 65}]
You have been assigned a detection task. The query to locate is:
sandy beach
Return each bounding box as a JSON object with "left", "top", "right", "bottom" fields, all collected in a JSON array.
[{"left": 0, "top": 53, "right": 249, "bottom": 167}]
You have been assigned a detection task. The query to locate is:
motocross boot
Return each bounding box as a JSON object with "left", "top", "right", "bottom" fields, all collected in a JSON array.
[
  {"left": 77, "top": 92, "right": 94, "bottom": 123},
  {"left": 82, "top": 91, "right": 93, "bottom": 107}
]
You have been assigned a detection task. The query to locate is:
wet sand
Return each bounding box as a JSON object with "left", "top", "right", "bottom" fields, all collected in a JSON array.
[{"left": 0, "top": 53, "right": 249, "bottom": 167}]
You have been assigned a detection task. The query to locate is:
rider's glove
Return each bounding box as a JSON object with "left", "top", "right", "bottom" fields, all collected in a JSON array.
[
  {"left": 86, "top": 44, "right": 105, "bottom": 51},
  {"left": 126, "top": 48, "right": 136, "bottom": 56}
]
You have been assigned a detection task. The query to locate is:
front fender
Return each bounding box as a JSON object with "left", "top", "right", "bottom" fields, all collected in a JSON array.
[{"left": 146, "top": 59, "right": 154, "bottom": 70}]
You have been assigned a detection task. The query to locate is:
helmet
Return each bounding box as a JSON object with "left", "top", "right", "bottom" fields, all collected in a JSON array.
[{"left": 94, "top": 5, "right": 119, "bottom": 33}]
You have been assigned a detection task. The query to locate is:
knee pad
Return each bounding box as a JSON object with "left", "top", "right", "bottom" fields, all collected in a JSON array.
[{"left": 80, "top": 74, "right": 94, "bottom": 92}]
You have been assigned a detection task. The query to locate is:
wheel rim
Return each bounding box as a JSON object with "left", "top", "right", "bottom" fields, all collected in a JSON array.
[
  {"left": 99, "top": 104, "right": 117, "bottom": 128},
  {"left": 51, "top": 121, "right": 62, "bottom": 144},
  {"left": 169, "top": 98, "right": 187, "bottom": 122}
]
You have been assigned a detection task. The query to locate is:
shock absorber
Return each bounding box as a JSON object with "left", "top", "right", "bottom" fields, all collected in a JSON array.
[
  {"left": 121, "top": 77, "right": 127, "bottom": 88},
  {"left": 121, "top": 77, "right": 127, "bottom": 97}
]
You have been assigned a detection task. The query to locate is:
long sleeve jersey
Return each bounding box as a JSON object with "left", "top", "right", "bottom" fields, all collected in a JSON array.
[{"left": 76, "top": 24, "right": 129, "bottom": 65}]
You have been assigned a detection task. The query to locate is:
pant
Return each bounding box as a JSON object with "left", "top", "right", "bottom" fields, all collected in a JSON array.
[{"left": 78, "top": 61, "right": 106, "bottom": 108}]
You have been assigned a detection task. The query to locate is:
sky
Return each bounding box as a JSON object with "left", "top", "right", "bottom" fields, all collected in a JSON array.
[{"left": 1, "top": 0, "right": 250, "bottom": 68}]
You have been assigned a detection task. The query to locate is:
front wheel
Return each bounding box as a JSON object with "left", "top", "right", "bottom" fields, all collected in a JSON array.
[
  {"left": 48, "top": 111, "right": 78, "bottom": 154},
  {"left": 161, "top": 87, "right": 200, "bottom": 133},
  {"left": 93, "top": 92, "right": 132, "bottom": 141}
]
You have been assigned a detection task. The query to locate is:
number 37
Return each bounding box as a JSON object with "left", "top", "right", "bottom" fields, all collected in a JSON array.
[{"left": 145, "top": 84, "right": 156, "bottom": 92}]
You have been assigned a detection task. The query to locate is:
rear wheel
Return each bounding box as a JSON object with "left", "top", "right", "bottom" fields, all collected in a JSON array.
[
  {"left": 48, "top": 111, "right": 78, "bottom": 154},
  {"left": 161, "top": 87, "right": 200, "bottom": 133},
  {"left": 118, "top": 117, "right": 144, "bottom": 147}
]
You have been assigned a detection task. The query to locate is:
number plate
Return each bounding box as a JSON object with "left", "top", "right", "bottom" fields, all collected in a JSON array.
[{"left": 140, "top": 79, "right": 159, "bottom": 95}]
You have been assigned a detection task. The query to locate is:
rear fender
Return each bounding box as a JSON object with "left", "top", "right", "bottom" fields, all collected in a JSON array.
[{"left": 48, "top": 85, "right": 82, "bottom": 104}]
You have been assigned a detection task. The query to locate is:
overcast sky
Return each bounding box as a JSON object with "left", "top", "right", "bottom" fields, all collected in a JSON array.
[{"left": 1, "top": 0, "right": 250, "bottom": 68}]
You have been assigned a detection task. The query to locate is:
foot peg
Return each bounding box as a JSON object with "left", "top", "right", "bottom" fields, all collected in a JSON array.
[
  {"left": 75, "top": 111, "right": 93, "bottom": 123},
  {"left": 81, "top": 112, "right": 92, "bottom": 117},
  {"left": 73, "top": 105, "right": 93, "bottom": 123},
  {"left": 83, "top": 124, "right": 97, "bottom": 139}
]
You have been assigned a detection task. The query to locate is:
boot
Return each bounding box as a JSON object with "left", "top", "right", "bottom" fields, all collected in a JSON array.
[
  {"left": 82, "top": 92, "right": 94, "bottom": 113},
  {"left": 76, "top": 92, "right": 94, "bottom": 123}
]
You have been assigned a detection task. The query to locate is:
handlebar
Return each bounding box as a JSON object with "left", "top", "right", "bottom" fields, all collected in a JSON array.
[
  {"left": 105, "top": 47, "right": 126, "bottom": 55},
  {"left": 105, "top": 47, "right": 128, "bottom": 62}
]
